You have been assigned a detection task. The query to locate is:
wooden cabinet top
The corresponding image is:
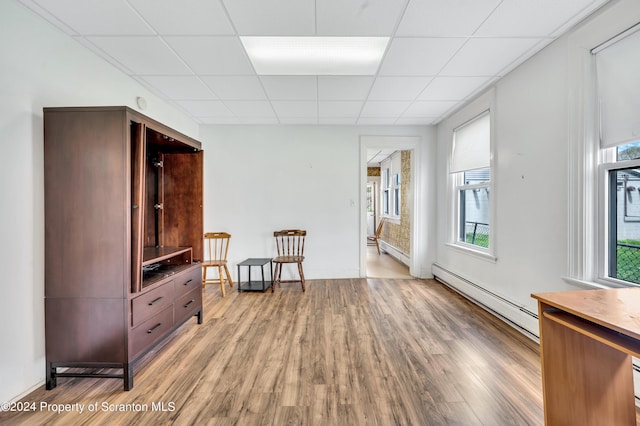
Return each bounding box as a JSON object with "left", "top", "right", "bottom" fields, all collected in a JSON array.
[
  {"left": 532, "top": 287, "right": 640, "bottom": 341},
  {"left": 43, "top": 106, "right": 202, "bottom": 151}
]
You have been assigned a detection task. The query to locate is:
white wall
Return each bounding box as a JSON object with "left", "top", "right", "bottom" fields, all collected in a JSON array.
[
  {"left": 199, "top": 125, "right": 434, "bottom": 281},
  {"left": 433, "top": 0, "right": 640, "bottom": 335},
  {"left": 0, "top": 0, "right": 199, "bottom": 403}
]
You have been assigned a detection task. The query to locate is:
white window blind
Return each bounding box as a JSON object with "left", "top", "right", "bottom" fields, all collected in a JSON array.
[
  {"left": 450, "top": 111, "right": 490, "bottom": 173},
  {"left": 594, "top": 23, "right": 640, "bottom": 148}
]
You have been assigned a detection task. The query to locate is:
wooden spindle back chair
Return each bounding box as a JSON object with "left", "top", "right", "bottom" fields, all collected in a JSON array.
[
  {"left": 202, "top": 232, "right": 233, "bottom": 296},
  {"left": 367, "top": 217, "right": 386, "bottom": 255},
  {"left": 273, "top": 229, "right": 307, "bottom": 292}
]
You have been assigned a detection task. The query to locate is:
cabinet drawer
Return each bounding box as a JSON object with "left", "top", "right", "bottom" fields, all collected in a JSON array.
[
  {"left": 174, "top": 265, "right": 202, "bottom": 298},
  {"left": 129, "top": 305, "right": 173, "bottom": 358},
  {"left": 131, "top": 281, "right": 174, "bottom": 327},
  {"left": 175, "top": 287, "right": 202, "bottom": 324}
]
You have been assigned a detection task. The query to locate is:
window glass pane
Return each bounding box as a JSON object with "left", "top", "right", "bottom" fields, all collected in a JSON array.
[
  {"left": 609, "top": 167, "right": 640, "bottom": 284},
  {"left": 459, "top": 187, "right": 490, "bottom": 248},
  {"left": 383, "top": 189, "right": 389, "bottom": 215},
  {"left": 617, "top": 141, "right": 640, "bottom": 161},
  {"left": 394, "top": 188, "right": 400, "bottom": 216},
  {"left": 366, "top": 185, "right": 373, "bottom": 213},
  {"left": 394, "top": 173, "right": 401, "bottom": 186}
]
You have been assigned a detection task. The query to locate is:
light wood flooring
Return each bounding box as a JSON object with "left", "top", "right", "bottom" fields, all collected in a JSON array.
[
  {"left": 366, "top": 245, "right": 412, "bottom": 279},
  {"left": 1, "top": 277, "right": 547, "bottom": 425}
]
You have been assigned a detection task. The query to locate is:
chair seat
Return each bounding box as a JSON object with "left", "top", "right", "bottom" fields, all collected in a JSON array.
[
  {"left": 203, "top": 260, "right": 227, "bottom": 267},
  {"left": 273, "top": 255, "right": 304, "bottom": 263}
]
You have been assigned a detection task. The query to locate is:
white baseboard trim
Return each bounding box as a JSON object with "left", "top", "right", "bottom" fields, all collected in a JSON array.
[{"left": 379, "top": 241, "right": 409, "bottom": 266}]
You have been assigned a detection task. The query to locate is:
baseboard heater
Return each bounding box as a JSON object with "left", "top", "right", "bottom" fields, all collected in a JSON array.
[
  {"left": 432, "top": 263, "right": 539, "bottom": 341},
  {"left": 379, "top": 240, "right": 410, "bottom": 266}
]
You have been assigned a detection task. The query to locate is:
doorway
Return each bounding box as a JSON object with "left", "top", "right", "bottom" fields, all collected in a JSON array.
[{"left": 360, "top": 136, "right": 422, "bottom": 278}]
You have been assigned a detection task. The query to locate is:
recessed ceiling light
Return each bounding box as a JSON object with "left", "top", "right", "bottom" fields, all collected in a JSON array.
[{"left": 240, "top": 36, "right": 389, "bottom": 76}]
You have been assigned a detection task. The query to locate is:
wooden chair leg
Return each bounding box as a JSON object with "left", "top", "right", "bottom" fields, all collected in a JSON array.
[
  {"left": 223, "top": 264, "right": 233, "bottom": 287},
  {"left": 218, "top": 266, "right": 225, "bottom": 297},
  {"left": 298, "top": 262, "right": 305, "bottom": 292},
  {"left": 273, "top": 263, "right": 282, "bottom": 287},
  {"left": 202, "top": 266, "right": 207, "bottom": 288},
  {"left": 375, "top": 238, "right": 381, "bottom": 255}
]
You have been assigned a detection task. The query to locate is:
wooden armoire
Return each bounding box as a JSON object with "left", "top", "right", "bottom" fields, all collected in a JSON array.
[{"left": 44, "top": 106, "right": 203, "bottom": 390}]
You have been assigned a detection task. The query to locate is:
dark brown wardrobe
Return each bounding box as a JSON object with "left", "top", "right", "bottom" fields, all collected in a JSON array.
[{"left": 44, "top": 106, "right": 203, "bottom": 390}]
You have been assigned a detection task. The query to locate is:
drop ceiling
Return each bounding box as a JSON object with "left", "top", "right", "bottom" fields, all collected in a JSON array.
[{"left": 17, "top": 0, "right": 608, "bottom": 126}]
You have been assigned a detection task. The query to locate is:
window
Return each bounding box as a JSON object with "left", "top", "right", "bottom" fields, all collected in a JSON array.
[
  {"left": 393, "top": 172, "right": 401, "bottom": 216},
  {"left": 605, "top": 154, "right": 640, "bottom": 284},
  {"left": 451, "top": 111, "right": 491, "bottom": 250},
  {"left": 380, "top": 152, "right": 402, "bottom": 220},
  {"left": 382, "top": 167, "right": 390, "bottom": 215},
  {"left": 594, "top": 23, "right": 640, "bottom": 286}
]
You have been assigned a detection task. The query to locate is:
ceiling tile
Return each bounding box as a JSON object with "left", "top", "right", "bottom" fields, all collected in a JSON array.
[
  {"left": 318, "top": 101, "right": 363, "bottom": 118},
  {"left": 395, "top": 117, "right": 438, "bottom": 125},
  {"left": 176, "top": 100, "right": 234, "bottom": 117},
  {"left": 319, "top": 117, "right": 358, "bottom": 125},
  {"left": 279, "top": 117, "right": 319, "bottom": 124},
  {"left": 378, "top": 38, "right": 466, "bottom": 76},
  {"left": 440, "top": 38, "right": 542, "bottom": 76},
  {"left": 224, "top": 101, "right": 275, "bottom": 117},
  {"left": 33, "top": 0, "right": 153, "bottom": 35},
  {"left": 368, "top": 76, "right": 432, "bottom": 101},
  {"left": 222, "top": 0, "right": 315, "bottom": 35},
  {"left": 139, "top": 76, "right": 216, "bottom": 100},
  {"left": 418, "top": 76, "right": 492, "bottom": 101},
  {"left": 165, "top": 36, "right": 255, "bottom": 74},
  {"left": 318, "top": 76, "right": 374, "bottom": 100},
  {"left": 360, "top": 101, "right": 410, "bottom": 118},
  {"left": 19, "top": 0, "right": 607, "bottom": 126},
  {"left": 260, "top": 76, "right": 317, "bottom": 100},
  {"left": 271, "top": 101, "right": 318, "bottom": 117},
  {"left": 199, "top": 116, "right": 280, "bottom": 125},
  {"left": 475, "top": 0, "right": 605, "bottom": 37},
  {"left": 396, "top": 0, "right": 501, "bottom": 36},
  {"left": 129, "top": 0, "right": 235, "bottom": 35},
  {"left": 316, "top": 0, "right": 408, "bottom": 36},
  {"left": 86, "top": 36, "right": 192, "bottom": 74},
  {"left": 201, "top": 76, "right": 267, "bottom": 100},
  {"left": 402, "top": 101, "right": 458, "bottom": 117},
  {"left": 357, "top": 117, "right": 398, "bottom": 125}
]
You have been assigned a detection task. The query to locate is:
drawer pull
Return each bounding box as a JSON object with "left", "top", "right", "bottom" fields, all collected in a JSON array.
[
  {"left": 184, "top": 279, "right": 193, "bottom": 286},
  {"left": 148, "top": 296, "right": 163, "bottom": 306},
  {"left": 147, "top": 323, "right": 162, "bottom": 334},
  {"left": 183, "top": 299, "right": 194, "bottom": 308}
]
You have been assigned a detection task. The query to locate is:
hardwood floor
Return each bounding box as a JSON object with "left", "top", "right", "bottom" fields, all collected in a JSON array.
[
  {"left": 2, "top": 278, "right": 546, "bottom": 425},
  {"left": 366, "top": 245, "right": 412, "bottom": 279}
]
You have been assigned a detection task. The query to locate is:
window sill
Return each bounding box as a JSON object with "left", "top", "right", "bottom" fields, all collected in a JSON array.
[{"left": 445, "top": 242, "right": 497, "bottom": 263}]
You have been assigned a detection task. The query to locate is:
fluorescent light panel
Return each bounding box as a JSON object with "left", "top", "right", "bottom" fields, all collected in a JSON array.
[{"left": 240, "top": 36, "right": 389, "bottom": 75}]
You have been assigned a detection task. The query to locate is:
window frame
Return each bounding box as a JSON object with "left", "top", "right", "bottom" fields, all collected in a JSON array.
[
  {"left": 381, "top": 166, "right": 390, "bottom": 216},
  {"left": 446, "top": 96, "right": 495, "bottom": 260},
  {"left": 380, "top": 152, "right": 402, "bottom": 223},
  {"left": 597, "top": 154, "right": 640, "bottom": 287},
  {"left": 457, "top": 173, "right": 491, "bottom": 249}
]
